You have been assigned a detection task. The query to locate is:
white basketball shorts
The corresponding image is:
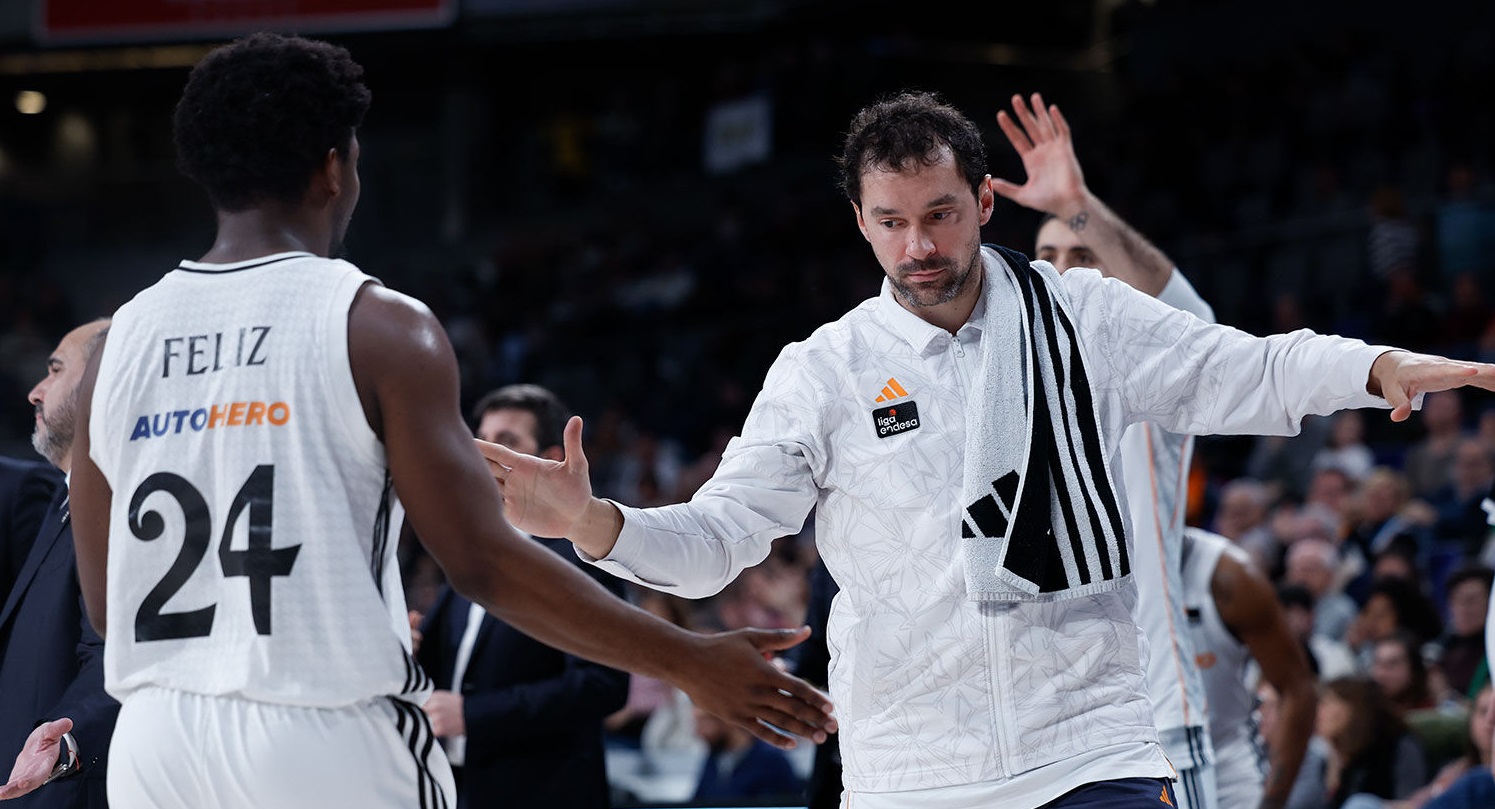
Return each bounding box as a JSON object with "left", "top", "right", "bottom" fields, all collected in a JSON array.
[{"left": 107, "top": 686, "right": 455, "bottom": 809}]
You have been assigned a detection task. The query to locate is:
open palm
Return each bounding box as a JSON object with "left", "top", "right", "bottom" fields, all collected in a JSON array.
[{"left": 992, "top": 92, "right": 1087, "bottom": 217}]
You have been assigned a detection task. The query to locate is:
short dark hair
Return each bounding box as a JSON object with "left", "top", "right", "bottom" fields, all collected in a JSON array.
[
  {"left": 471, "top": 384, "right": 570, "bottom": 453},
  {"left": 174, "top": 32, "right": 371, "bottom": 211},
  {"left": 837, "top": 90, "right": 988, "bottom": 206},
  {"left": 1445, "top": 564, "right": 1495, "bottom": 597},
  {"left": 1367, "top": 577, "right": 1444, "bottom": 644}
]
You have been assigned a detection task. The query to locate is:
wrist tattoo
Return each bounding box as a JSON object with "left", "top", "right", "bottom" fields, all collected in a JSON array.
[{"left": 1067, "top": 211, "right": 1089, "bottom": 233}]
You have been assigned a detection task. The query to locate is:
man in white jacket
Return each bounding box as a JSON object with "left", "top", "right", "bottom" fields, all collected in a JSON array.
[{"left": 483, "top": 91, "right": 1495, "bottom": 808}]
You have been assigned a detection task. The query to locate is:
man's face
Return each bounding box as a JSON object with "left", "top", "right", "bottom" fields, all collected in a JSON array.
[
  {"left": 28, "top": 322, "right": 106, "bottom": 471},
  {"left": 853, "top": 151, "right": 991, "bottom": 313},
  {"left": 1284, "top": 553, "right": 1329, "bottom": 596},
  {"left": 1369, "top": 639, "right": 1413, "bottom": 698},
  {"left": 1282, "top": 604, "right": 1314, "bottom": 641},
  {"left": 1035, "top": 217, "right": 1100, "bottom": 273},
  {"left": 1447, "top": 578, "right": 1489, "bottom": 636},
  {"left": 476, "top": 407, "right": 552, "bottom": 459},
  {"left": 1215, "top": 490, "right": 1264, "bottom": 537}
]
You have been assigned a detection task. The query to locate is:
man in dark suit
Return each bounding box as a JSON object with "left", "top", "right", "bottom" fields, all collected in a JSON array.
[
  {"left": 0, "top": 319, "right": 119, "bottom": 808},
  {"left": 0, "top": 455, "right": 61, "bottom": 604},
  {"left": 416, "top": 384, "right": 630, "bottom": 808}
]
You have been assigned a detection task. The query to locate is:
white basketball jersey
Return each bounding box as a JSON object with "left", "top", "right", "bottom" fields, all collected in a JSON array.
[
  {"left": 1120, "top": 422, "right": 1212, "bottom": 746},
  {"left": 90, "top": 252, "right": 428, "bottom": 708},
  {"left": 1114, "top": 270, "right": 1215, "bottom": 758},
  {"left": 1180, "top": 527, "right": 1264, "bottom": 809}
]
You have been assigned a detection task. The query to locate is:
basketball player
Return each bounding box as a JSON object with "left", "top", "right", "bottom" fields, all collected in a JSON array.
[
  {"left": 481, "top": 90, "right": 1495, "bottom": 807},
  {"left": 64, "top": 32, "right": 833, "bottom": 809},
  {"left": 1180, "top": 527, "right": 1316, "bottom": 809},
  {"left": 994, "top": 92, "right": 1219, "bottom": 808}
]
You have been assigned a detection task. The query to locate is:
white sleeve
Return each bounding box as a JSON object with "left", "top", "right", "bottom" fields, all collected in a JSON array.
[
  {"left": 584, "top": 343, "right": 824, "bottom": 599},
  {"left": 1064, "top": 268, "right": 1398, "bottom": 438}
]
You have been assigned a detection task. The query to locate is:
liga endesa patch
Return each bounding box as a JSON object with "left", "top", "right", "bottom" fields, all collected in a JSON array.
[{"left": 871, "top": 401, "right": 921, "bottom": 438}]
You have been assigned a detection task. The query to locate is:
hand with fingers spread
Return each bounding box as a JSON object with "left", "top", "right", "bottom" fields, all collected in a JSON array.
[
  {"left": 992, "top": 92, "right": 1089, "bottom": 219},
  {"left": 0, "top": 718, "right": 73, "bottom": 800},
  {"left": 1368, "top": 350, "right": 1495, "bottom": 422},
  {"left": 673, "top": 626, "right": 836, "bottom": 750}
]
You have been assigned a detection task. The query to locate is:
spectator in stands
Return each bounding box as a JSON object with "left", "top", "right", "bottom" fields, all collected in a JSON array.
[
  {"left": 1346, "top": 578, "right": 1445, "bottom": 670},
  {"left": 1343, "top": 469, "right": 1430, "bottom": 565},
  {"left": 1425, "top": 437, "right": 1495, "bottom": 554},
  {"left": 1313, "top": 411, "right": 1377, "bottom": 484},
  {"left": 1369, "top": 632, "right": 1436, "bottom": 716},
  {"left": 416, "top": 384, "right": 630, "bottom": 809},
  {"left": 1213, "top": 477, "right": 1279, "bottom": 575},
  {"left": 1316, "top": 677, "right": 1428, "bottom": 807},
  {"left": 1403, "top": 391, "right": 1464, "bottom": 499},
  {"left": 1258, "top": 677, "right": 1333, "bottom": 809},
  {"left": 604, "top": 590, "right": 703, "bottom": 760},
  {"left": 1428, "top": 566, "right": 1492, "bottom": 702},
  {"left": 1307, "top": 466, "right": 1359, "bottom": 537},
  {"left": 1287, "top": 538, "right": 1362, "bottom": 641},
  {"left": 1339, "top": 685, "right": 1494, "bottom": 809},
  {"left": 690, "top": 706, "right": 803, "bottom": 806},
  {"left": 1279, "top": 583, "right": 1360, "bottom": 681}
]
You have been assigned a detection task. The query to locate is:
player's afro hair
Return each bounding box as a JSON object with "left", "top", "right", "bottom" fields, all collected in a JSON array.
[{"left": 173, "top": 32, "right": 371, "bottom": 211}]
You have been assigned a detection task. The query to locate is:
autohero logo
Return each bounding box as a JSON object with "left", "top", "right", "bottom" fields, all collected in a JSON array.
[{"left": 870, "top": 377, "right": 921, "bottom": 438}]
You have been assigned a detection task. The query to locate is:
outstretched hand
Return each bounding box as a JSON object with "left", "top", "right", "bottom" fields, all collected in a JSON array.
[
  {"left": 477, "top": 415, "right": 593, "bottom": 538},
  {"left": 992, "top": 92, "right": 1088, "bottom": 218},
  {"left": 678, "top": 626, "right": 837, "bottom": 750},
  {"left": 0, "top": 718, "right": 72, "bottom": 800},
  {"left": 1370, "top": 350, "right": 1495, "bottom": 421}
]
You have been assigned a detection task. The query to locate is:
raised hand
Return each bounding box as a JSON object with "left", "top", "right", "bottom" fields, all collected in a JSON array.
[
  {"left": 992, "top": 92, "right": 1088, "bottom": 218},
  {"left": 676, "top": 626, "right": 837, "bottom": 749},
  {"left": 0, "top": 718, "right": 73, "bottom": 800},
  {"left": 477, "top": 415, "right": 593, "bottom": 538},
  {"left": 1369, "top": 350, "right": 1495, "bottom": 422}
]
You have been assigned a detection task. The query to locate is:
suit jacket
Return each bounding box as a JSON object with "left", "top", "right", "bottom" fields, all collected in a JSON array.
[
  {"left": 416, "top": 536, "right": 630, "bottom": 809},
  {"left": 0, "top": 456, "right": 62, "bottom": 604},
  {"left": 0, "top": 487, "right": 120, "bottom": 809}
]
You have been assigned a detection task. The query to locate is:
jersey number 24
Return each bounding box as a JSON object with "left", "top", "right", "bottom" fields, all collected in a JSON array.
[{"left": 127, "top": 465, "right": 301, "bottom": 642}]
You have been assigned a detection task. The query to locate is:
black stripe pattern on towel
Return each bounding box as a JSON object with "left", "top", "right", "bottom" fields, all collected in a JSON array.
[{"left": 960, "top": 244, "right": 1129, "bottom": 601}]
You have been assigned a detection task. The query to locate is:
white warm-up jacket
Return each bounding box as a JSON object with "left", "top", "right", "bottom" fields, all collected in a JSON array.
[{"left": 588, "top": 247, "right": 1393, "bottom": 805}]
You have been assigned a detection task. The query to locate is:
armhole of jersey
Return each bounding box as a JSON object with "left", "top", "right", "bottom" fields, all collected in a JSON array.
[
  {"left": 87, "top": 312, "right": 123, "bottom": 489},
  {"left": 320, "top": 268, "right": 385, "bottom": 470}
]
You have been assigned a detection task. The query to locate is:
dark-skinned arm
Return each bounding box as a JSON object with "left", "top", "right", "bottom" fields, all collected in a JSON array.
[
  {"left": 347, "top": 284, "right": 833, "bottom": 749},
  {"left": 68, "top": 333, "right": 111, "bottom": 638},
  {"left": 1211, "top": 552, "right": 1316, "bottom": 809}
]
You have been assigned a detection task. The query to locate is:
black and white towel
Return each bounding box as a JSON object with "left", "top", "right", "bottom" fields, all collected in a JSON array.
[{"left": 961, "top": 245, "right": 1131, "bottom": 602}]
